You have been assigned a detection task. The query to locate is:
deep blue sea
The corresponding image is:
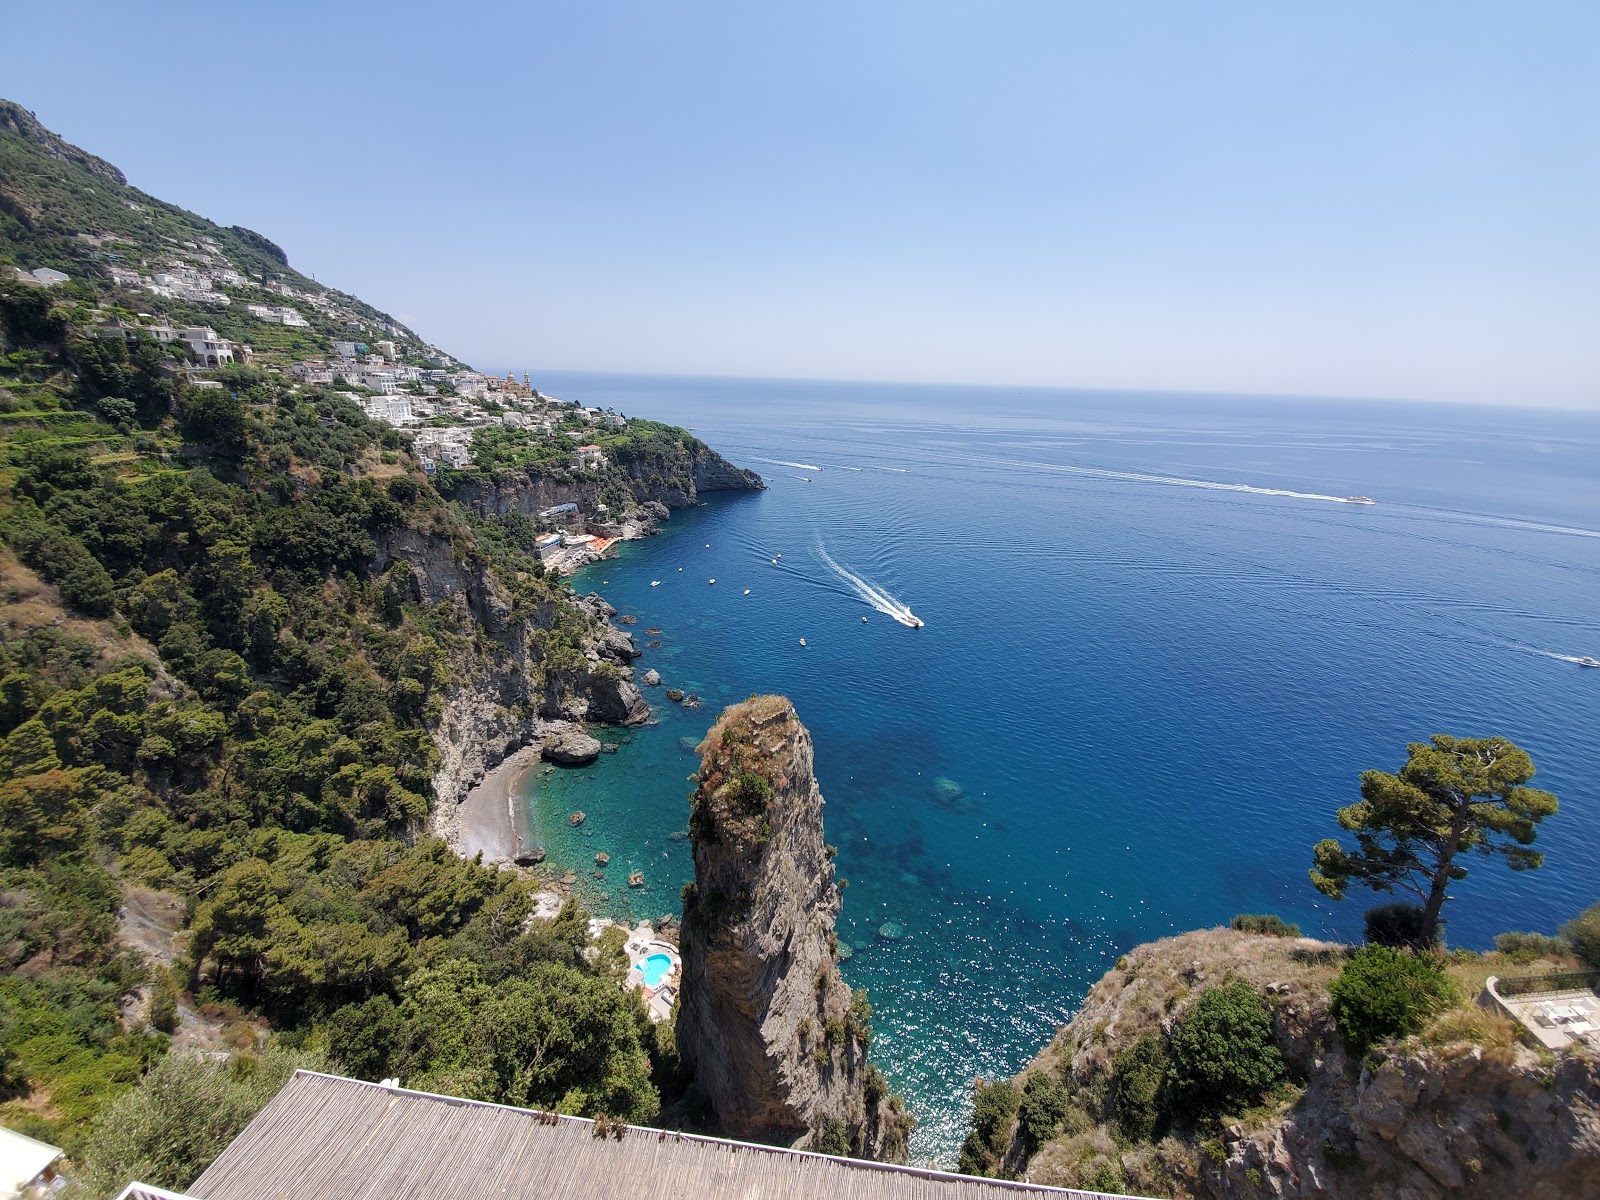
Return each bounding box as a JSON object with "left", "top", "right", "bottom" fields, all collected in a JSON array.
[{"left": 507, "top": 372, "right": 1600, "bottom": 1161}]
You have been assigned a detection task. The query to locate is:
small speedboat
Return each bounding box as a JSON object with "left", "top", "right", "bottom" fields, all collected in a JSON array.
[
  {"left": 743, "top": 589, "right": 750, "bottom": 595},
  {"left": 708, "top": 578, "right": 715, "bottom": 585},
  {"left": 1346, "top": 496, "right": 1376, "bottom": 505},
  {"left": 650, "top": 580, "right": 661, "bottom": 587},
  {"left": 1576, "top": 656, "right": 1600, "bottom": 668},
  {"left": 771, "top": 558, "right": 778, "bottom": 564},
  {"left": 799, "top": 638, "right": 807, "bottom": 646},
  {"left": 861, "top": 616, "right": 868, "bottom": 623}
]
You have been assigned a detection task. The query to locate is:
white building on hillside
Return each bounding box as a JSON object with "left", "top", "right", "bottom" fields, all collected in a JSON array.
[{"left": 178, "top": 326, "right": 234, "bottom": 367}]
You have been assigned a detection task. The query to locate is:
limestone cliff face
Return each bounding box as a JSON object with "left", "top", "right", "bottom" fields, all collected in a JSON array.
[
  {"left": 370, "top": 528, "right": 646, "bottom": 819},
  {"left": 676, "top": 696, "right": 909, "bottom": 1161},
  {"left": 448, "top": 436, "right": 763, "bottom": 518},
  {"left": 1004, "top": 927, "right": 1600, "bottom": 1200}
]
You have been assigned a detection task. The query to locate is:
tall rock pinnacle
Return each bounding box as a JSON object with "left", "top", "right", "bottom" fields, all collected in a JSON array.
[{"left": 676, "top": 695, "right": 910, "bottom": 1160}]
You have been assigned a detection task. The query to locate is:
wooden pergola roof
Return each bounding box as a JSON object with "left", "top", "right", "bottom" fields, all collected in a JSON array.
[{"left": 183, "top": 1071, "right": 1145, "bottom": 1200}]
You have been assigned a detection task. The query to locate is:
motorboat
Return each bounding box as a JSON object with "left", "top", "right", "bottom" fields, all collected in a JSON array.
[
  {"left": 1576, "top": 656, "right": 1600, "bottom": 668},
  {"left": 743, "top": 589, "right": 750, "bottom": 595},
  {"left": 650, "top": 580, "right": 661, "bottom": 587},
  {"left": 708, "top": 578, "right": 715, "bottom": 585},
  {"left": 1346, "top": 496, "right": 1376, "bottom": 505},
  {"left": 799, "top": 638, "right": 807, "bottom": 646}
]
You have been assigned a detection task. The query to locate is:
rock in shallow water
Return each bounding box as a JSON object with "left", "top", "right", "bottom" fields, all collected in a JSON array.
[
  {"left": 543, "top": 730, "right": 602, "bottom": 764},
  {"left": 643, "top": 668, "right": 662, "bottom": 686},
  {"left": 877, "top": 921, "right": 905, "bottom": 941}
]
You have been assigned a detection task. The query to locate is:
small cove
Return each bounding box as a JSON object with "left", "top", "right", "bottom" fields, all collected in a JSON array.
[{"left": 513, "top": 372, "right": 1600, "bottom": 1160}]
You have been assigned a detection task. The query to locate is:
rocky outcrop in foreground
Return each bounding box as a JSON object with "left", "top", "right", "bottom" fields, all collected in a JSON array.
[
  {"left": 1004, "top": 927, "right": 1600, "bottom": 1200},
  {"left": 677, "top": 696, "right": 910, "bottom": 1161}
]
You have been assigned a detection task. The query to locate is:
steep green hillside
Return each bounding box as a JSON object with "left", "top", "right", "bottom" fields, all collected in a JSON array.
[
  {"left": 0, "top": 100, "right": 436, "bottom": 366},
  {"left": 0, "top": 107, "right": 682, "bottom": 1193}
]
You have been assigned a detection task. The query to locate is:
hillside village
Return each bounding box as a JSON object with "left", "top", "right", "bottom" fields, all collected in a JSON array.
[{"left": 8, "top": 237, "right": 636, "bottom": 566}]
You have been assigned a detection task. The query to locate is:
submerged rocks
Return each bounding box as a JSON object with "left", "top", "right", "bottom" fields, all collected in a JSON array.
[
  {"left": 628, "top": 871, "right": 645, "bottom": 888},
  {"left": 666, "top": 689, "right": 684, "bottom": 702},
  {"left": 877, "top": 921, "right": 905, "bottom": 942},
  {"left": 595, "top": 852, "right": 610, "bottom": 867},
  {"left": 543, "top": 730, "right": 602, "bottom": 765},
  {"left": 567, "top": 811, "right": 586, "bottom": 827}
]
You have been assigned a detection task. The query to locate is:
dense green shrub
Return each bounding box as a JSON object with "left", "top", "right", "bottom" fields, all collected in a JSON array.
[
  {"left": 815, "top": 1115, "right": 850, "bottom": 1156},
  {"left": 957, "top": 1078, "right": 1019, "bottom": 1177},
  {"left": 1230, "top": 913, "right": 1301, "bottom": 938},
  {"left": 1492, "top": 931, "right": 1569, "bottom": 964},
  {"left": 1330, "top": 945, "right": 1455, "bottom": 1053},
  {"left": 1016, "top": 1070, "right": 1070, "bottom": 1150},
  {"left": 1560, "top": 901, "right": 1600, "bottom": 970},
  {"left": 1364, "top": 902, "right": 1434, "bottom": 951},
  {"left": 72, "top": 1046, "right": 326, "bottom": 1197},
  {"left": 1112, "top": 1033, "right": 1171, "bottom": 1142},
  {"left": 1167, "top": 983, "right": 1285, "bottom": 1122}
]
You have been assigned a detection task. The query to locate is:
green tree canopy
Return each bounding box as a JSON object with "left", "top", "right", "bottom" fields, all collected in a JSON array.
[
  {"left": 1166, "top": 982, "right": 1284, "bottom": 1122},
  {"left": 1310, "top": 735, "right": 1557, "bottom": 947}
]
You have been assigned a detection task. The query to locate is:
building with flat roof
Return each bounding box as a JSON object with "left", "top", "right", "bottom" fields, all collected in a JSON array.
[{"left": 0, "top": 1126, "right": 63, "bottom": 1199}]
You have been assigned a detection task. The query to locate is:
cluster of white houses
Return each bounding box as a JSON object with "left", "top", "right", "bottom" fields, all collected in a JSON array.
[{"left": 49, "top": 237, "right": 632, "bottom": 480}]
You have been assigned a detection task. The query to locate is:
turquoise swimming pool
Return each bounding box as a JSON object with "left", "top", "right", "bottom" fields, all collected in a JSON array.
[{"left": 640, "top": 953, "right": 673, "bottom": 988}]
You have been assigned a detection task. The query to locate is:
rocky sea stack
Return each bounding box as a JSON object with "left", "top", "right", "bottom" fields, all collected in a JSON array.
[{"left": 677, "top": 695, "right": 911, "bottom": 1160}]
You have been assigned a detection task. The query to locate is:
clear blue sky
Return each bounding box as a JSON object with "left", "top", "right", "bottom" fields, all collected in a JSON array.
[{"left": 7, "top": 2, "right": 1598, "bottom": 406}]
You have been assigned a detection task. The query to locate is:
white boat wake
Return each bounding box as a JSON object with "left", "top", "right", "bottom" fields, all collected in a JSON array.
[
  {"left": 755, "top": 457, "right": 823, "bottom": 471},
  {"left": 930, "top": 448, "right": 1361, "bottom": 504},
  {"left": 816, "top": 543, "right": 923, "bottom": 627}
]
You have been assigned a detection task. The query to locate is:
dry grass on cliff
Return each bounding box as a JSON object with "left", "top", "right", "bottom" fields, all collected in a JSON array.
[
  {"left": 695, "top": 695, "right": 801, "bottom": 826},
  {"left": 1029, "top": 926, "right": 1344, "bottom": 1085}
]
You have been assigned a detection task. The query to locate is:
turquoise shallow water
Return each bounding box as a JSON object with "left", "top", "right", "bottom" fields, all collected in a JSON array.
[{"left": 510, "top": 373, "right": 1600, "bottom": 1161}]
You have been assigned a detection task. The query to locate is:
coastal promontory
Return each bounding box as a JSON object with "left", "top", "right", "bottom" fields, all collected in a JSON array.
[
  {"left": 965, "top": 926, "right": 1600, "bottom": 1199},
  {"left": 677, "top": 695, "right": 912, "bottom": 1160}
]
